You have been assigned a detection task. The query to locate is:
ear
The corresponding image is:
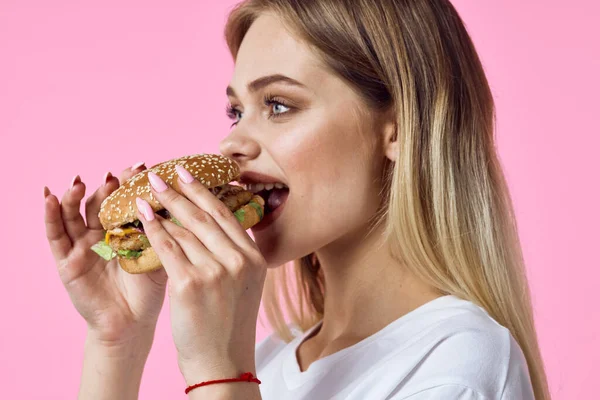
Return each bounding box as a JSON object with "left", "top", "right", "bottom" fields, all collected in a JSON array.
[{"left": 382, "top": 119, "right": 399, "bottom": 162}]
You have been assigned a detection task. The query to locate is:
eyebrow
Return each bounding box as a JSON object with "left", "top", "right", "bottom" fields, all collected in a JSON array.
[{"left": 226, "top": 74, "right": 307, "bottom": 97}]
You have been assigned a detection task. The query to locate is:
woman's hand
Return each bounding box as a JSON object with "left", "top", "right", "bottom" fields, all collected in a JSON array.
[
  {"left": 44, "top": 163, "right": 168, "bottom": 347},
  {"left": 135, "top": 165, "right": 267, "bottom": 385}
]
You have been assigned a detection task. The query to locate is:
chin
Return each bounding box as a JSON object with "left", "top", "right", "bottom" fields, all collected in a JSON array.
[
  {"left": 250, "top": 195, "right": 295, "bottom": 268},
  {"left": 249, "top": 197, "right": 339, "bottom": 269}
]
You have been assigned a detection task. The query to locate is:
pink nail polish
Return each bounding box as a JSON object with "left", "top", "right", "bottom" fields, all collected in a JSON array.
[
  {"left": 175, "top": 165, "right": 195, "bottom": 184},
  {"left": 131, "top": 161, "right": 145, "bottom": 171},
  {"left": 136, "top": 197, "right": 155, "bottom": 221},
  {"left": 148, "top": 171, "right": 168, "bottom": 192},
  {"left": 103, "top": 171, "right": 113, "bottom": 185},
  {"left": 71, "top": 175, "right": 81, "bottom": 188}
]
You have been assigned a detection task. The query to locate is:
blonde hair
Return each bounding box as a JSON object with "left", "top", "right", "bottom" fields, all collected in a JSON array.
[{"left": 225, "top": 1, "right": 550, "bottom": 398}]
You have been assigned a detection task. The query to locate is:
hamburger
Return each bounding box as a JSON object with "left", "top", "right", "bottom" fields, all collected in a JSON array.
[{"left": 91, "top": 154, "right": 265, "bottom": 274}]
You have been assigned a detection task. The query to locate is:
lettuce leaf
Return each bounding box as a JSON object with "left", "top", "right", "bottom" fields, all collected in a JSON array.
[
  {"left": 234, "top": 208, "right": 245, "bottom": 223},
  {"left": 139, "top": 234, "right": 151, "bottom": 248},
  {"left": 91, "top": 238, "right": 146, "bottom": 261},
  {"left": 91, "top": 241, "right": 116, "bottom": 261},
  {"left": 117, "top": 249, "right": 143, "bottom": 259},
  {"left": 170, "top": 217, "right": 183, "bottom": 227}
]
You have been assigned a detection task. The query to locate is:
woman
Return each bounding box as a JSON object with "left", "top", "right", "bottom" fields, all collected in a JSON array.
[{"left": 43, "top": 0, "right": 550, "bottom": 399}]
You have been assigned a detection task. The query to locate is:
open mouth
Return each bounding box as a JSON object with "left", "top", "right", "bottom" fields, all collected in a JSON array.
[{"left": 242, "top": 183, "right": 290, "bottom": 215}]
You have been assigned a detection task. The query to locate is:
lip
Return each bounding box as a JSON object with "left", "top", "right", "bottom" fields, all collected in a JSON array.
[
  {"left": 236, "top": 171, "right": 286, "bottom": 186},
  {"left": 251, "top": 190, "right": 289, "bottom": 231}
]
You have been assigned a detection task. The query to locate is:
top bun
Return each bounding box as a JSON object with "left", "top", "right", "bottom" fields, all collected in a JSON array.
[{"left": 99, "top": 154, "right": 239, "bottom": 230}]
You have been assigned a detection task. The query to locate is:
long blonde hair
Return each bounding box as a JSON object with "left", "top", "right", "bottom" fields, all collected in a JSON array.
[{"left": 225, "top": 1, "right": 550, "bottom": 398}]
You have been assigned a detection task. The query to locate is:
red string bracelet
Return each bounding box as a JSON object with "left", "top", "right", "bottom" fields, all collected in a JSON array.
[{"left": 185, "top": 372, "right": 261, "bottom": 394}]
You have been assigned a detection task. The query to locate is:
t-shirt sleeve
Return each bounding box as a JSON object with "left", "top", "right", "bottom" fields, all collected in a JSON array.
[
  {"left": 384, "top": 325, "right": 535, "bottom": 400},
  {"left": 387, "top": 384, "right": 486, "bottom": 399}
]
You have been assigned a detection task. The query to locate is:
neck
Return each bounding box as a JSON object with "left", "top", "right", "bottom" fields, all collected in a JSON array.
[{"left": 312, "top": 221, "right": 442, "bottom": 343}]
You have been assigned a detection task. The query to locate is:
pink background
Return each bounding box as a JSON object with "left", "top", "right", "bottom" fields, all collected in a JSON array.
[{"left": 1, "top": 1, "right": 598, "bottom": 398}]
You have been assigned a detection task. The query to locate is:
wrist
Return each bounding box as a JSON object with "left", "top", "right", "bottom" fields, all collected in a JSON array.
[
  {"left": 79, "top": 331, "right": 155, "bottom": 400},
  {"left": 184, "top": 369, "right": 262, "bottom": 400},
  {"left": 187, "top": 382, "right": 261, "bottom": 400},
  {"left": 180, "top": 359, "right": 256, "bottom": 386},
  {"left": 85, "top": 328, "right": 155, "bottom": 359}
]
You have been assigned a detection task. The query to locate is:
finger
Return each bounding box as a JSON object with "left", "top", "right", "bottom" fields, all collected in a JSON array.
[
  {"left": 44, "top": 186, "right": 72, "bottom": 260},
  {"left": 159, "top": 216, "right": 224, "bottom": 274},
  {"left": 83, "top": 162, "right": 147, "bottom": 230},
  {"left": 135, "top": 197, "right": 189, "bottom": 282},
  {"left": 119, "top": 161, "right": 146, "bottom": 184},
  {"left": 60, "top": 176, "right": 88, "bottom": 240},
  {"left": 147, "top": 170, "right": 239, "bottom": 262},
  {"left": 174, "top": 165, "right": 255, "bottom": 251},
  {"left": 85, "top": 171, "right": 120, "bottom": 230}
]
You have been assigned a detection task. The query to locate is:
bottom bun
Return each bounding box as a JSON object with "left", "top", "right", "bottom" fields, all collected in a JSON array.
[{"left": 118, "top": 247, "right": 163, "bottom": 274}]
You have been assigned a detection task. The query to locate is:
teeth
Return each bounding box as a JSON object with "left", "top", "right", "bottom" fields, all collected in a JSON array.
[{"left": 244, "top": 182, "right": 289, "bottom": 193}]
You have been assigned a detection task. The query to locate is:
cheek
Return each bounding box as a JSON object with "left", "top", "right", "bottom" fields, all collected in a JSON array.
[
  {"left": 279, "top": 110, "right": 380, "bottom": 228},
  {"left": 254, "top": 109, "right": 384, "bottom": 267},
  {"left": 279, "top": 108, "right": 369, "bottom": 183}
]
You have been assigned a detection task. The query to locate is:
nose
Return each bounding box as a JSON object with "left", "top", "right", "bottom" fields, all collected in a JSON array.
[{"left": 219, "top": 129, "right": 261, "bottom": 164}]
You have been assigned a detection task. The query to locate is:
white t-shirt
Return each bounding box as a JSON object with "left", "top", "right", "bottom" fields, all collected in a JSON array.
[{"left": 255, "top": 295, "right": 535, "bottom": 399}]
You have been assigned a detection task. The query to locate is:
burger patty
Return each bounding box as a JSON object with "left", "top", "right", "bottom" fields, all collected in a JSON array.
[
  {"left": 210, "top": 184, "right": 253, "bottom": 210},
  {"left": 108, "top": 184, "right": 254, "bottom": 252},
  {"left": 108, "top": 231, "right": 148, "bottom": 252}
]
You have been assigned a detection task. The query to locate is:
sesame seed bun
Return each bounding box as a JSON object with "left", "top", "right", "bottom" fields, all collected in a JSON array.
[
  {"left": 94, "top": 154, "right": 265, "bottom": 274},
  {"left": 99, "top": 154, "right": 239, "bottom": 230}
]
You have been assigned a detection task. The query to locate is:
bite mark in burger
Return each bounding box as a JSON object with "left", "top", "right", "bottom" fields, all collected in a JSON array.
[{"left": 91, "top": 154, "right": 266, "bottom": 274}]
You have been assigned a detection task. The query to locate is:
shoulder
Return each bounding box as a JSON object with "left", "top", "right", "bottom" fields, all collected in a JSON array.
[{"left": 386, "top": 297, "right": 534, "bottom": 399}]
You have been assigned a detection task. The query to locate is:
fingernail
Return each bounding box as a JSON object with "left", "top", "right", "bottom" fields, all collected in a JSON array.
[
  {"left": 148, "top": 171, "right": 168, "bottom": 192},
  {"left": 136, "top": 197, "right": 155, "bottom": 221},
  {"left": 71, "top": 175, "right": 81, "bottom": 189},
  {"left": 175, "top": 165, "right": 195, "bottom": 184},
  {"left": 43, "top": 186, "right": 50, "bottom": 198},
  {"left": 103, "top": 171, "right": 113, "bottom": 185},
  {"left": 131, "top": 161, "right": 145, "bottom": 171}
]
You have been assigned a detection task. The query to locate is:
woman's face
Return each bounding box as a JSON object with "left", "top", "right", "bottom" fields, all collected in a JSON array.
[{"left": 220, "top": 13, "right": 390, "bottom": 268}]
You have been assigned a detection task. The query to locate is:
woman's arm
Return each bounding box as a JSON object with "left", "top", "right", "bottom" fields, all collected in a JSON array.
[{"left": 78, "top": 331, "right": 154, "bottom": 400}]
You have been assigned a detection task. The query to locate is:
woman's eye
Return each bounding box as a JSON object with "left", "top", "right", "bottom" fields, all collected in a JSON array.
[
  {"left": 226, "top": 105, "right": 243, "bottom": 126},
  {"left": 272, "top": 103, "right": 290, "bottom": 115}
]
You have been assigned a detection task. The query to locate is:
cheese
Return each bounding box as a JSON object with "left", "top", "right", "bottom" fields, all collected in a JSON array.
[{"left": 105, "top": 227, "right": 142, "bottom": 244}]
